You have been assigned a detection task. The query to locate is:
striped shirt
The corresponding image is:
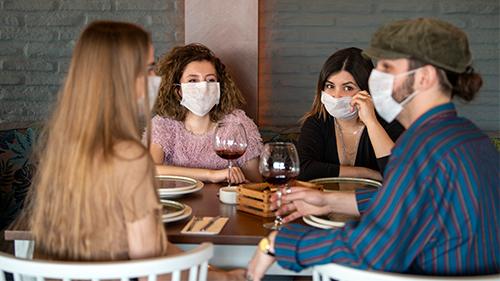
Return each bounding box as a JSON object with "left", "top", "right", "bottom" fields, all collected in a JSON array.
[{"left": 275, "top": 103, "right": 499, "bottom": 275}]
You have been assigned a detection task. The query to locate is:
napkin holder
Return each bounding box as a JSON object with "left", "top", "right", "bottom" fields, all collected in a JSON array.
[{"left": 237, "top": 180, "right": 322, "bottom": 217}]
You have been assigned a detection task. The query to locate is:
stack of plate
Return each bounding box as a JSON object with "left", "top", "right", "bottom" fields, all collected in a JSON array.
[
  {"left": 156, "top": 175, "right": 204, "bottom": 198},
  {"left": 303, "top": 177, "right": 381, "bottom": 229},
  {"left": 161, "top": 199, "right": 192, "bottom": 223}
]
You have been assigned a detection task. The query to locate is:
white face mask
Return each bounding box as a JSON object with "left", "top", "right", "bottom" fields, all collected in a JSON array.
[
  {"left": 136, "top": 95, "right": 146, "bottom": 124},
  {"left": 320, "top": 91, "right": 357, "bottom": 120},
  {"left": 147, "top": 76, "right": 161, "bottom": 110},
  {"left": 368, "top": 69, "right": 420, "bottom": 123},
  {"left": 180, "top": 82, "right": 220, "bottom": 117}
]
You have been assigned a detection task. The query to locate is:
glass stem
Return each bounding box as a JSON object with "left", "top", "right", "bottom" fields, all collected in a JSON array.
[
  {"left": 275, "top": 183, "right": 288, "bottom": 227},
  {"left": 227, "top": 159, "right": 232, "bottom": 188}
]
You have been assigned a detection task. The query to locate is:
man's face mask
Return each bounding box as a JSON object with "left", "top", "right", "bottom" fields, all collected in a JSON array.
[
  {"left": 320, "top": 92, "right": 357, "bottom": 120},
  {"left": 368, "top": 68, "right": 421, "bottom": 123},
  {"left": 180, "top": 82, "right": 220, "bottom": 117}
]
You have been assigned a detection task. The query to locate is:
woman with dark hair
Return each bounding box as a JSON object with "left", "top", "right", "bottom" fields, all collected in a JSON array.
[
  {"left": 297, "top": 47, "right": 404, "bottom": 181},
  {"left": 149, "top": 43, "right": 262, "bottom": 183}
]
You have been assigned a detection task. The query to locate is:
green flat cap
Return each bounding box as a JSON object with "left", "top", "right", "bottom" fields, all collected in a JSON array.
[{"left": 363, "top": 18, "right": 472, "bottom": 73}]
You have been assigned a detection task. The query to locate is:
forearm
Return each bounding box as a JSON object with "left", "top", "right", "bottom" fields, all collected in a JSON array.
[
  {"left": 364, "top": 119, "right": 394, "bottom": 158},
  {"left": 339, "top": 166, "right": 382, "bottom": 181},
  {"left": 326, "top": 191, "right": 360, "bottom": 216},
  {"left": 155, "top": 164, "right": 215, "bottom": 182}
]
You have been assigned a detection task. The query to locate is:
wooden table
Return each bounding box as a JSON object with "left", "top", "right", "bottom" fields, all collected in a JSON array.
[{"left": 4, "top": 183, "right": 312, "bottom": 276}]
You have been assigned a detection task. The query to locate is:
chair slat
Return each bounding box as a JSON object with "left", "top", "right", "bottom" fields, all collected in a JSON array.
[
  {"left": 188, "top": 265, "right": 199, "bottom": 281},
  {"left": 171, "top": 270, "right": 180, "bottom": 281},
  {"left": 147, "top": 274, "right": 157, "bottom": 281}
]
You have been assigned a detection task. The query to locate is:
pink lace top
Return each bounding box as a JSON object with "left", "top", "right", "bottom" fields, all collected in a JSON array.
[{"left": 151, "top": 109, "right": 263, "bottom": 169}]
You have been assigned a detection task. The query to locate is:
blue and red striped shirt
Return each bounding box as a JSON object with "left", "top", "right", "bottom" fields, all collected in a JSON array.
[{"left": 275, "top": 103, "right": 499, "bottom": 275}]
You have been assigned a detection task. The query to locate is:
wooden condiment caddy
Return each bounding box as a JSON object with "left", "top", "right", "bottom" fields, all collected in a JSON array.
[{"left": 236, "top": 180, "right": 322, "bottom": 217}]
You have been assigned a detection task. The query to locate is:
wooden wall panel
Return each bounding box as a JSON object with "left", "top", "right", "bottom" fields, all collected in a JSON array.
[{"left": 185, "top": 0, "right": 259, "bottom": 122}]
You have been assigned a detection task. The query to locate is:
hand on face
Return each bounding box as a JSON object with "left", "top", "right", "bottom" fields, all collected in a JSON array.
[
  {"left": 270, "top": 187, "right": 331, "bottom": 223},
  {"left": 351, "top": 90, "right": 377, "bottom": 125}
]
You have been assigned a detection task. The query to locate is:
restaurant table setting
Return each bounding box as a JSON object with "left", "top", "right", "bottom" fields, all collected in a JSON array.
[
  {"left": 156, "top": 175, "right": 204, "bottom": 198},
  {"left": 161, "top": 199, "right": 192, "bottom": 223},
  {"left": 180, "top": 216, "right": 229, "bottom": 235}
]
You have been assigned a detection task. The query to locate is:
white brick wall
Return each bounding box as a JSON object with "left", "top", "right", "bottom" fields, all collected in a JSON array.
[
  {"left": 259, "top": 0, "right": 500, "bottom": 132},
  {"left": 0, "top": 0, "right": 184, "bottom": 128}
]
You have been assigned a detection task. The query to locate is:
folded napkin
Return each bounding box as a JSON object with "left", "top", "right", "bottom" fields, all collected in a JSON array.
[{"left": 181, "top": 216, "right": 228, "bottom": 235}]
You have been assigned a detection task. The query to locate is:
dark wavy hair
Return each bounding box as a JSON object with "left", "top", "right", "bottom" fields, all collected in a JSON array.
[
  {"left": 301, "top": 47, "right": 374, "bottom": 123},
  {"left": 155, "top": 43, "right": 245, "bottom": 122}
]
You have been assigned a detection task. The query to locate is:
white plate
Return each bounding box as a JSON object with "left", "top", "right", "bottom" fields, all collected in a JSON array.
[
  {"left": 309, "top": 177, "right": 381, "bottom": 192},
  {"left": 308, "top": 213, "right": 356, "bottom": 228},
  {"left": 158, "top": 183, "right": 204, "bottom": 198},
  {"left": 156, "top": 175, "right": 203, "bottom": 193},
  {"left": 303, "top": 215, "right": 338, "bottom": 229},
  {"left": 163, "top": 205, "right": 192, "bottom": 223},
  {"left": 161, "top": 199, "right": 185, "bottom": 219}
]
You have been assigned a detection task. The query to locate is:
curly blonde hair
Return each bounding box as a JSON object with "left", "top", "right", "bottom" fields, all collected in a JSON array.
[{"left": 155, "top": 43, "right": 245, "bottom": 122}]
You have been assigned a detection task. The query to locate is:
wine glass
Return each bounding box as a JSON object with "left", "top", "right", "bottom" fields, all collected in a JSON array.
[
  {"left": 259, "top": 142, "right": 300, "bottom": 230},
  {"left": 213, "top": 122, "right": 248, "bottom": 188}
]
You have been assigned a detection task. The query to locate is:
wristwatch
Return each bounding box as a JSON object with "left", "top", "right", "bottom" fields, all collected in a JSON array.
[{"left": 258, "top": 237, "right": 275, "bottom": 257}]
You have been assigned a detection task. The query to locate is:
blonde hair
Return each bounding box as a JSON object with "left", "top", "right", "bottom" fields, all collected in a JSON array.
[
  {"left": 155, "top": 43, "right": 245, "bottom": 122},
  {"left": 27, "top": 21, "right": 166, "bottom": 260}
]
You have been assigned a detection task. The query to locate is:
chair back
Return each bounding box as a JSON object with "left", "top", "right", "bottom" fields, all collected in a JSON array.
[
  {"left": 0, "top": 242, "right": 213, "bottom": 281},
  {"left": 313, "top": 263, "right": 500, "bottom": 281}
]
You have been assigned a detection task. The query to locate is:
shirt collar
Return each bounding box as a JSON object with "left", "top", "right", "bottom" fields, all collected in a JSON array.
[{"left": 397, "top": 103, "right": 457, "bottom": 145}]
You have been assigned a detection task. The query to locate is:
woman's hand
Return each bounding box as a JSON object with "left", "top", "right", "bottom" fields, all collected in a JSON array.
[
  {"left": 270, "top": 187, "right": 332, "bottom": 223},
  {"left": 209, "top": 167, "right": 246, "bottom": 184},
  {"left": 247, "top": 232, "right": 278, "bottom": 281},
  {"left": 351, "top": 91, "right": 377, "bottom": 126}
]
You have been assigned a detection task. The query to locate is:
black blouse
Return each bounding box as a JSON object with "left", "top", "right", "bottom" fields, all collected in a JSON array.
[{"left": 297, "top": 114, "right": 405, "bottom": 181}]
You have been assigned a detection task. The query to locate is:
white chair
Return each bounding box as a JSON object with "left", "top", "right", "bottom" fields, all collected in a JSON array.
[
  {"left": 0, "top": 242, "right": 213, "bottom": 281},
  {"left": 313, "top": 263, "right": 500, "bottom": 281}
]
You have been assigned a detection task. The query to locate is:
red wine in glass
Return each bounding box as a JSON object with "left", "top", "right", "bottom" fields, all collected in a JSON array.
[
  {"left": 262, "top": 172, "right": 297, "bottom": 185},
  {"left": 259, "top": 142, "right": 300, "bottom": 230},
  {"left": 213, "top": 122, "right": 248, "bottom": 188},
  {"left": 215, "top": 149, "right": 246, "bottom": 160}
]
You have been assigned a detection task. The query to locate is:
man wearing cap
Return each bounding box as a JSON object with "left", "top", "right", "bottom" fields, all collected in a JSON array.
[{"left": 246, "top": 18, "right": 499, "bottom": 280}]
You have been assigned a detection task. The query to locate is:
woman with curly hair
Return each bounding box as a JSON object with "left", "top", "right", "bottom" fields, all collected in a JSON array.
[{"left": 149, "top": 43, "right": 263, "bottom": 183}]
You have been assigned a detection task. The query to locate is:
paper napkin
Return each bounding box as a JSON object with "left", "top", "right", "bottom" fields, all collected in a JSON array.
[{"left": 181, "top": 216, "right": 228, "bottom": 235}]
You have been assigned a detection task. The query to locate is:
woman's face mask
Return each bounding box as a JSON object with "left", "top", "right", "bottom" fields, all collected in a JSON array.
[
  {"left": 180, "top": 82, "right": 220, "bottom": 117},
  {"left": 320, "top": 92, "right": 358, "bottom": 120},
  {"left": 147, "top": 76, "right": 161, "bottom": 110}
]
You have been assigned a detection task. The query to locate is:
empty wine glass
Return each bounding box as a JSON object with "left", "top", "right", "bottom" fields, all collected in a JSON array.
[
  {"left": 213, "top": 122, "right": 248, "bottom": 188},
  {"left": 259, "top": 142, "right": 300, "bottom": 230}
]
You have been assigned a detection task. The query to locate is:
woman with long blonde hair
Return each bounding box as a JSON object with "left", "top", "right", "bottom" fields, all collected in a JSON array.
[
  {"left": 29, "top": 20, "right": 164, "bottom": 261},
  {"left": 25, "top": 21, "right": 245, "bottom": 280}
]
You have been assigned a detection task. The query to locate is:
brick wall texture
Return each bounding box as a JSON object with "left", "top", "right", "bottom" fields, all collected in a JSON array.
[
  {"left": 0, "top": 0, "right": 499, "bottom": 132},
  {"left": 0, "top": 0, "right": 184, "bottom": 128},
  {"left": 258, "top": 0, "right": 500, "bottom": 132}
]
